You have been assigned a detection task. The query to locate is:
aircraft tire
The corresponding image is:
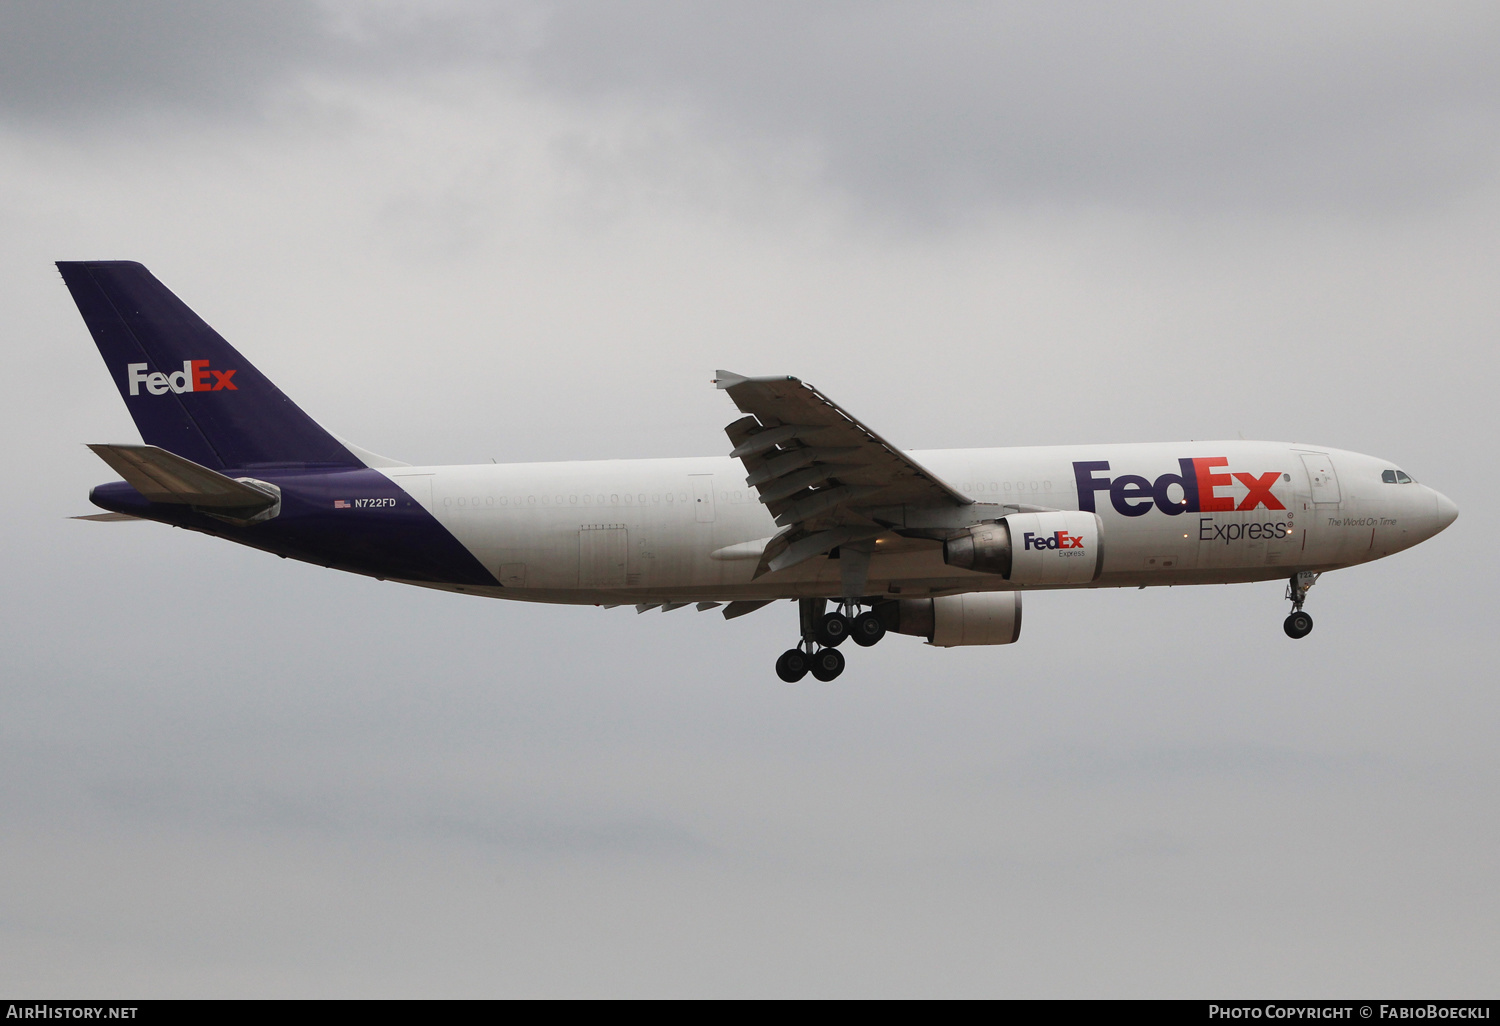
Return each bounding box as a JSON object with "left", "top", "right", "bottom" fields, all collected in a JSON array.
[
  {"left": 851, "top": 611, "right": 886, "bottom": 647},
  {"left": 776, "top": 648, "right": 810, "bottom": 682},
  {"left": 1283, "top": 612, "right": 1314, "bottom": 639},
  {"left": 815, "top": 612, "right": 852, "bottom": 648},
  {"left": 810, "top": 647, "right": 845, "bottom": 682}
]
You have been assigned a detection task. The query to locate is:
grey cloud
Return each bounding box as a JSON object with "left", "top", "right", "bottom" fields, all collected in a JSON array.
[
  {"left": 1010, "top": 742, "right": 1393, "bottom": 788},
  {"left": 7, "top": 2, "right": 1500, "bottom": 217},
  {"left": 515, "top": 1, "right": 1500, "bottom": 216},
  {"left": 89, "top": 776, "right": 710, "bottom": 857},
  {"left": 0, "top": 1, "right": 323, "bottom": 123}
]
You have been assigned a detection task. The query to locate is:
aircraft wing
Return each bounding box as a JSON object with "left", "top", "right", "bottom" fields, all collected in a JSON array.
[{"left": 716, "top": 371, "right": 1008, "bottom": 576}]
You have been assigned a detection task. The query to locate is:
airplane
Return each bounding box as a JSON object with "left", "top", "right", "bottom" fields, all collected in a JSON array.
[{"left": 61, "top": 261, "right": 1459, "bottom": 681}]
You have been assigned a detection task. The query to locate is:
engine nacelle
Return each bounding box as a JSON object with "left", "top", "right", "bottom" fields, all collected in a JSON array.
[
  {"left": 874, "top": 592, "right": 1022, "bottom": 647},
  {"left": 943, "top": 510, "right": 1104, "bottom": 586}
]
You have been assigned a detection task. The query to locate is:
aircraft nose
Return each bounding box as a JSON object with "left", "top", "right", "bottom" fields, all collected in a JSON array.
[{"left": 1431, "top": 489, "right": 1459, "bottom": 531}]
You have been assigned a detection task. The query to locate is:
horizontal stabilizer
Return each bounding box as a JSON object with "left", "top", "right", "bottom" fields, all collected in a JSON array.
[
  {"left": 87, "top": 443, "right": 278, "bottom": 509},
  {"left": 71, "top": 512, "right": 142, "bottom": 522}
]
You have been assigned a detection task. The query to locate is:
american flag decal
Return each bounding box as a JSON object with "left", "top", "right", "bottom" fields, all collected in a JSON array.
[{"left": 334, "top": 499, "right": 351, "bottom": 509}]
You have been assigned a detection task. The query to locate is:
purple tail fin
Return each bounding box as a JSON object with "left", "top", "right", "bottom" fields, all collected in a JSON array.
[{"left": 58, "top": 261, "right": 361, "bottom": 471}]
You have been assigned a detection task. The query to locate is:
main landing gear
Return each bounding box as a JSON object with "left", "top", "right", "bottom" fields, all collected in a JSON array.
[
  {"left": 775, "top": 598, "right": 887, "bottom": 681},
  {"left": 1283, "top": 571, "right": 1320, "bottom": 639}
]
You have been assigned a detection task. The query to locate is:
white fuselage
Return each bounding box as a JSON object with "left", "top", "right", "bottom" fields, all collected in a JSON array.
[{"left": 377, "top": 441, "right": 1456, "bottom": 604}]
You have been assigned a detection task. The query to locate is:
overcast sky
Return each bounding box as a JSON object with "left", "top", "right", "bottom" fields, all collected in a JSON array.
[{"left": 0, "top": 1, "right": 1494, "bottom": 997}]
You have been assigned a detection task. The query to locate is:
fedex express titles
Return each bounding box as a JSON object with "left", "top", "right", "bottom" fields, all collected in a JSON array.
[{"left": 1074, "top": 457, "right": 1293, "bottom": 544}]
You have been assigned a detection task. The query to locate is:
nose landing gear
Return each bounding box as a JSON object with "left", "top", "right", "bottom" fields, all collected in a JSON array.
[
  {"left": 1283, "top": 571, "right": 1319, "bottom": 639},
  {"left": 775, "top": 598, "right": 884, "bottom": 680}
]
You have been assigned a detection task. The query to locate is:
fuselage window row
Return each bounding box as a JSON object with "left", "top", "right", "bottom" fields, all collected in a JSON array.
[{"left": 443, "top": 490, "right": 713, "bottom": 509}]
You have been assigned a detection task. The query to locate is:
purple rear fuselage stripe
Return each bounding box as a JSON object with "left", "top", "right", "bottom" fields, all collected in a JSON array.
[{"left": 90, "top": 469, "right": 497, "bottom": 586}]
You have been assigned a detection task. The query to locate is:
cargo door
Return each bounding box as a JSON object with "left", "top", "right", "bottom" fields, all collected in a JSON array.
[{"left": 578, "top": 526, "right": 628, "bottom": 588}]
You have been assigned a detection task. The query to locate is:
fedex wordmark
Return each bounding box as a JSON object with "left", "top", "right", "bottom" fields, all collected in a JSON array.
[
  {"left": 1074, "top": 459, "right": 1286, "bottom": 517},
  {"left": 127, "top": 361, "right": 236, "bottom": 396}
]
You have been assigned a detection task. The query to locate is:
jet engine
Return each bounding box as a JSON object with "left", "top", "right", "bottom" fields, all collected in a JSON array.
[
  {"left": 874, "top": 592, "right": 1022, "bottom": 647},
  {"left": 943, "top": 510, "right": 1104, "bottom": 585}
]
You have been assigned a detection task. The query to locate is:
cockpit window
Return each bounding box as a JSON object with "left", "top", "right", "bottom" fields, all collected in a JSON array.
[
  {"left": 1382, "top": 470, "right": 1397, "bottom": 484},
  {"left": 1396, "top": 470, "right": 1413, "bottom": 484}
]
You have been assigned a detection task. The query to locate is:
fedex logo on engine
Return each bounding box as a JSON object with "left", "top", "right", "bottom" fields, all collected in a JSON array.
[
  {"left": 1024, "top": 530, "right": 1085, "bottom": 551},
  {"left": 1074, "top": 458, "right": 1286, "bottom": 518},
  {"left": 127, "top": 361, "right": 237, "bottom": 396}
]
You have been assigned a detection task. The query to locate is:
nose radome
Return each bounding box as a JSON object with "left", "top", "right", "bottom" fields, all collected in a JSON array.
[{"left": 1432, "top": 489, "right": 1459, "bottom": 531}]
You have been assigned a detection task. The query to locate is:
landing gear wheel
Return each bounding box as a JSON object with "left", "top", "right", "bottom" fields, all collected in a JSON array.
[
  {"left": 1283, "top": 611, "right": 1314, "bottom": 639},
  {"left": 776, "top": 648, "right": 810, "bottom": 682},
  {"left": 810, "top": 647, "right": 846, "bottom": 682},
  {"left": 815, "top": 612, "right": 852, "bottom": 648},
  {"left": 851, "top": 611, "right": 886, "bottom": 647}
]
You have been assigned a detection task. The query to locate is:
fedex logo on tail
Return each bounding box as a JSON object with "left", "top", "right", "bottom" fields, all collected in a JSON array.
[
  {"left": 1024, "top": 530, "right": 1085, "bottom": 550},
  {"left": 1074, "top": 459, "right": 1285, "bottom": 518},
  {"left": 127, "top": 361, "right": 237, "bottom": 396}
]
